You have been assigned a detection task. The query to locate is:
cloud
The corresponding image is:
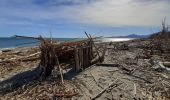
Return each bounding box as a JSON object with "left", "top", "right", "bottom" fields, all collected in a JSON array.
[
  {"left": 71, "top": 0, "right": 170, "bottom": 27},
  {"left": 0, "top": 0, "right": 169, "bottom": 28}
]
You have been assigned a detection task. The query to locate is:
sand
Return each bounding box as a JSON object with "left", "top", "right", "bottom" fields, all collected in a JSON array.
[{"left": 0, "top": 39, "right": 170, "bottom": 100}]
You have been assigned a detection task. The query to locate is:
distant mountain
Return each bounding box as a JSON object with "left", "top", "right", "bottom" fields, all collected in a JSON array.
[
  {"left": 150, "top": 31, "right": 170, "bottom": 39},
  {"left": 125, "top": 34, "right": 150, "bottom": 38},
  {"left": 108, "top": 34, "right": 150, "bottom": 39}
]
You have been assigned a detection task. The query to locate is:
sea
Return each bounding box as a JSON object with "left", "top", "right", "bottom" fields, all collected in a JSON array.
[{"left": 0, "top": 37, "right": 134, "bottom": 50}]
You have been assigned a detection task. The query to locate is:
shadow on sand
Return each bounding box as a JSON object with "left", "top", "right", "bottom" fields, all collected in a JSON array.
[{"left": 0, "top": 65, "right": 43, "bottom": 95}]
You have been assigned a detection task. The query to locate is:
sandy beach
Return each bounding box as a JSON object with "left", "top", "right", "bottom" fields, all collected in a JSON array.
[
  {"left": 0, "top": 38, "right": 169, "bottom": 100},
  {"left": 0, "top": 0, "right": 169, "bottom": 99}
]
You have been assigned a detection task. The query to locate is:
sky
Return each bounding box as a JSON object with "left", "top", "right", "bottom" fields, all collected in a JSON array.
[{"left": 0, "top": 0, "right": 169, "bottom": 38}]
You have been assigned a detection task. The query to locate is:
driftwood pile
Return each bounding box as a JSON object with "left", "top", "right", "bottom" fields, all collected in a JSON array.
[
  {"left": 0, "top": 34, "right": 106, "bottom": 98},
  {"left": 30, "top": 34, "right": 106, "bottom": 98},
  {"left": 39, "top": 38, "right": 94, "bottom": 77},
  {"left": 39, "top": 32, "right": 106, "bottom": 78}
]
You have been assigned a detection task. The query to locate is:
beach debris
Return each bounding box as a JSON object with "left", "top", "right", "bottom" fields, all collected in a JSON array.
[
  {"left": 0, "top": 33, "right": 106, "bottom": 96},
  {"left": 39, "top": 37, "right": 94, "bottom": 77},
  {"left": 152, "top": 61, "right": 170, "bottom": 71},
  {"left": 0, "top": 51, "right": 40, "bottom": 63},
  {"left": 39, "top": 32, "right": 107, "bottom": 78},
  {"left": 91, "top": 79, "right": 123, "bottom": 100},
  {"left": 0, "top": 28, "right": 170, "bottom": 99},
  {"left": 0, "top": 80, "right": 79, "bottom": 99}
]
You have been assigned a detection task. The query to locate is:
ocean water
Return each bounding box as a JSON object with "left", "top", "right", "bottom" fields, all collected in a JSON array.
[
  {"left": 0, "top": 38, "right": 39, "bottom": 49},
  {"left": 0, "top": 37, "right": 134, "bottom": 50},
  {"left": 0, "top": 37, "right": 82, "bottom": 50}
]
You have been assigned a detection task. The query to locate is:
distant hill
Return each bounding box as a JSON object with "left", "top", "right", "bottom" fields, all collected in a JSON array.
[
  {"left": 125, "top": 34, "right": 150, "bottom": 38},
  {"left": 108, "top": 34, "right": 150, "bottom": 39},
  {"left": 149, "top": 31, "right": 170, "bottom": 39}
]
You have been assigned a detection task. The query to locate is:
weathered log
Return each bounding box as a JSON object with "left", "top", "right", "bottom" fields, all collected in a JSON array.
[
  {"left": 91, "top": 81, "right": 123, "bottom": 100},
  {"left": 79, "top": 47, "right": 83, "bottom": 70},
  {"left": 74, "top": 48, "right": 80, "bottom": 72},
  {"left": 21, "top": 56, "right": 39, "bottom": 62},
  {"left": 90, "top": 46, "right": 106, "bottom": 64},
  {"left": 90, "top": 55, "right": 100, "bottom": 64},
  {"left": 153, "top": 61, "right": 170, "bottom": 71},
  {"left": 96, "top": 63, "right": 119, "bottom": 67}
]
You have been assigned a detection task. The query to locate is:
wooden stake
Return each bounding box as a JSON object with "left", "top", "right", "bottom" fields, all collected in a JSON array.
[
  {"left": 134, "top": 83, "right": 137, "bottom": 97},
  {"left": 74, "top": 48, "right": 80, "bottom": 72},
  {"left": 56, "top": 56, "right": 64, "bottom": 84},
  {"left": 84, "top": 32, "right": 101, "bottom": 59}
]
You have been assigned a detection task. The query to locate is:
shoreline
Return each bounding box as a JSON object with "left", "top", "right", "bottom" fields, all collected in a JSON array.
[
  {"left": 0, "top": 37, "right": 135, "bottom": 51},
  {"left": 0, "top": 46, "right": 39, "bottom": 52}
]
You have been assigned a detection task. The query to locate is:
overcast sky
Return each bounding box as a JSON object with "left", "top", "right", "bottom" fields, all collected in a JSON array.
[{"left": 0, "top": 0, "right": 169, "bottom": 37}]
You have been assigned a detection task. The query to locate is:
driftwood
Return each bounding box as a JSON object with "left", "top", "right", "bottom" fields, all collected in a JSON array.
[
  {"left": 96, "top": 63, "right": 119, "bottom": 67},
  {"left": 0, "top": 52, "right": 40, "bottom": 63},
  {"left": 90, "top": 46, "right": 107, "bottom": 64},
  {"left": 91, "top": 55, "right": 100, "bottom": 64},
  {"left": 91, "top": 80, "right": 123, "bottom": 100},
  {"left": 153, "top": 61, "right": 170, "bottom": 71},
  {"left": 39, "top": 36, "right": 96, "bottom": 76},
  {"left": 0, "top": 35, "right": 101, "bottom": 95},
  {"left": 13, "top": 34, "right": 100, "bottom": 76},
  {"left": 74, "top": 48, "right": 80, "bottom": 72},
  {"left": 56, "top": 57, "right": 64, "bottom": 83},
  {"left": 85, "top": 32, "right": 100, "bottom": 59},
  {"left": 55, "top": 90, "right": 78, "bottom": 98},
  {"left": 74, "top": 44, "right": 93, "bottom": 72},
  {"left": 90, "top": 71, "right": 104, "bottom": 89},
  {"left": 21, "top": 56, "right": 39, "bottom": 62}
]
